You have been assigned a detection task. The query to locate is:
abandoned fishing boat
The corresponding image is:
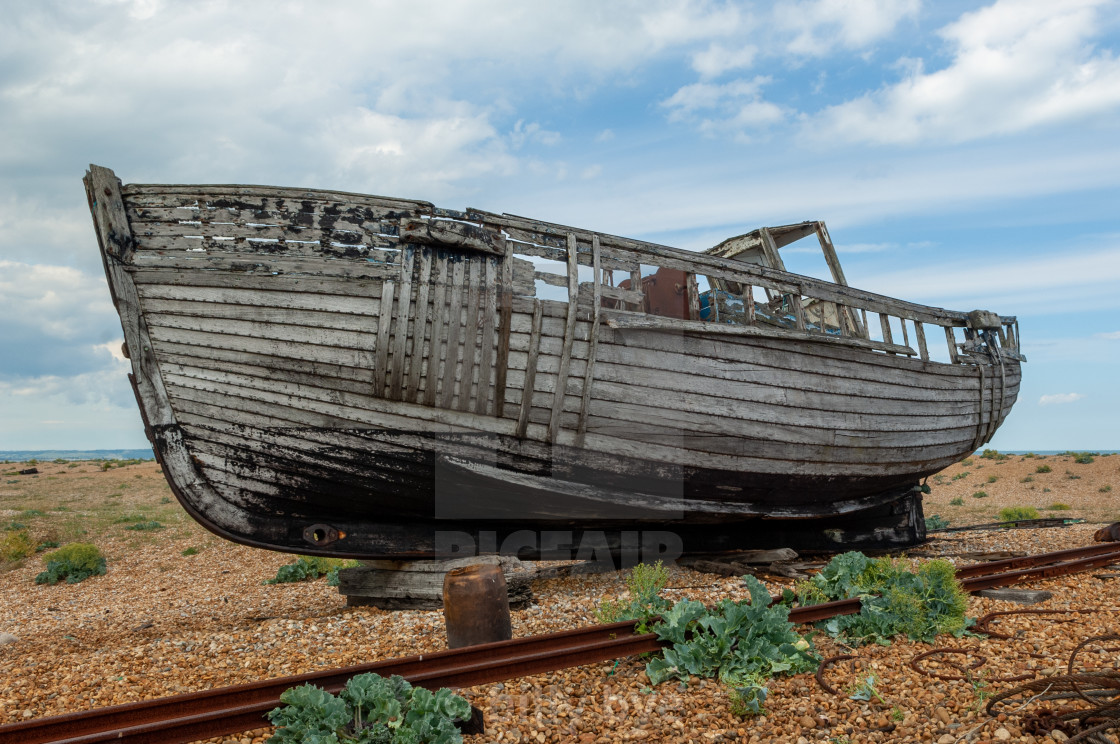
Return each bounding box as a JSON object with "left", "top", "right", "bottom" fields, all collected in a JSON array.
[{"left": 85, "top": 165, "right": 1023, "bottom": 557}]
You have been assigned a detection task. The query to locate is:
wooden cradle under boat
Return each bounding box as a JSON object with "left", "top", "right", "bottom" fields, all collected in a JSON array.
[{"left": 84, "top": 165, "right": 1023, "bottom": 559}]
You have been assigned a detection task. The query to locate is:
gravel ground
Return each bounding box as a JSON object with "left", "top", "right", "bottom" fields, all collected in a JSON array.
[{"left": 1, "top": 453, "right": 1118, "bottom": 744}]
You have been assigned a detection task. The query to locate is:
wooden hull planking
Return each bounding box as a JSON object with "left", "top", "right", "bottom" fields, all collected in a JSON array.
[{"left": 85, "top": 166, "right": 1023, "bottom": 557}]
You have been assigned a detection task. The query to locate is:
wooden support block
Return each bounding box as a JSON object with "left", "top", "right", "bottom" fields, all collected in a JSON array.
[
  {"left": 337, "top": 556, "right": 534, "bottom": 610},
  {"left": 975, "top": 588, "right": 1053, "bottom": 605}
]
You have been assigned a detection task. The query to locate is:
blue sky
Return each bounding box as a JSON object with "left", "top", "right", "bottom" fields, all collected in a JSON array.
[{"left": 1, "top": 0, "right": 1119, "bottom": 451}]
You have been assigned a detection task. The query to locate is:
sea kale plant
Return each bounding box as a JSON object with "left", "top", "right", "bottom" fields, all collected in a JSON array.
[
  {"left": 267, "top": 673, "right": 471, "bottom": 744},
  {"left": 266, "top": 555, "right": 360, "bottom": 587},
  {"left": 795, "top": 551, "right": 969, "bottom": 646},
  {"left": 645, "top": 575, "right": 818, "bottom": 690},
  {"left": 34, "top": 542, "right": 106, "bottom": 585}
]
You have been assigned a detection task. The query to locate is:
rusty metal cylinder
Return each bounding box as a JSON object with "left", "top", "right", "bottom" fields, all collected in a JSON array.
[{"left": 442, "top": 563, "right": 512, "bottom": 649}]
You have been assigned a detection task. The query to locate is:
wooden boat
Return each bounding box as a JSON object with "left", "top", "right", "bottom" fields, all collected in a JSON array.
[{"left": 84, "top": 165, "right": 1023, "bottom": 558}]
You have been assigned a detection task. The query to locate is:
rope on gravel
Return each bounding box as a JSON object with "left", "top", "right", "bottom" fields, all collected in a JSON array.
[{"left": 986, "top": 633, "right": 1120, "bottom": 743}]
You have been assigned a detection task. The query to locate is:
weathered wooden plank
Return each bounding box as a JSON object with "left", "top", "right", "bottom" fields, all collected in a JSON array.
[
  {"left": 945, "top": 326, "right": 960, "bottom": 364},
  {"left": 603, "top": 311, "right": 917, "bottom": 356},
  {"left": 121, "top": 184, "right": 433, "bottom": 213},
  {"left": 533, "top": 270, "right": 568, "bottom": 288},
  {"left": 686, "top": 273, "right": 701, "bottom": 321},
  {"left": 441, "top": 259, "right": 467, "bottom": 409},
  {"left": 405, "top": 248, "right": 434, "bottom": 400},
  {"left": 493, "top": 245, "right": 515, "bottom": 417},
  {"left": 577, "top": 235, "right": 603, "bottom": 443},
  {"left": 548, "top": 234, "right": 580, "bottom": 443},
  {"left": 424, "top": 253, "right": 450, "bottom": 407},
  {"left": 140, "top": 297, "right": 376, "bottom": 333},
  {"left": 388, "top": 248, "right": 416, "bottom": 399},
  {"left": 516, "top": 301, "right": 544, "bottom": 438},
  {"left": 136, "top": 282, "right": 384, "bottom": 314},
  {"left": 475, "top": 258, "right": 499, "bottom": 416},
  {"left": 132, "top": 219, "right": 398, "bottom": 246},
  {"left": 372, "top": 280, "right": 396, "bottom": 397},
  {"left": 130, "top": 268, "right": 385, "bottom": 296},
  {"left": 459, "top": 259, "right": 483, "bottom": 412},
  {"left": 128, "top": 250, "right": 400, "bottom": 280}
]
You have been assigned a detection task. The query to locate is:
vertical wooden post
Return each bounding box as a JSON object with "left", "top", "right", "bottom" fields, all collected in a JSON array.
[
  {"left": 548, "top": 233, "right": 580, "bottom": 444},
  {"left": 576, "top": 235, "right": 603, "bottom": 443},
  {"left": 493, "top": 241, "right": 515, "bottom": 417},
  {"left": 388, "top": 248, "right": 416, "bottom": 400},
  {"left": 406, "top": 248, "right": 433, "bottom": 402},
  {"left": 686, "top": 273, "right": 701, "bottom": 321},
  {"left": 915, "top": 322, "right": 929, "bottom": 362},
  {"left": 944, "top": 326, "right": 959, "bottom": 364},
  {"left": 373, "top": 281, "right": 396, "bottom": 396}
]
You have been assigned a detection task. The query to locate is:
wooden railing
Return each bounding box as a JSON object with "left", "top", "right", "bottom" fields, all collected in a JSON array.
[{"left": 458, "top": 209, "right": 1022, "bottom": 367}]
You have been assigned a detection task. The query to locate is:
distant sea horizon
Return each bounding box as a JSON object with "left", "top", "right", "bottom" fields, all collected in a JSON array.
[{"left": 0, "top": 449, "right": 156, "bottom": 462}]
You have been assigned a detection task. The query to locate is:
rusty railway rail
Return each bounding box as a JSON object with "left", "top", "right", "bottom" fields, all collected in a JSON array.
[{"left": 4, "top": 542, "right": 1120, "bottom": 744}]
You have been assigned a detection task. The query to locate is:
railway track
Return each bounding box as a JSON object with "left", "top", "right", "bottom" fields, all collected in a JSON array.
[{"left": 4, "top": 541, "right": 1119, "bottom": 744}]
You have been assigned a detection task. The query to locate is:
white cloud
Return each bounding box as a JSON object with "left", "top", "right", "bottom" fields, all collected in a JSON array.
[
  {"left": 692, "top": 43, "right": 758, "bottom": 78},
  {"left": 1097, "top": 331, "right": 1120, "bottom": 340},
  {"left": 1039, "top": 393, "right": 1085, "bottom": 405},
  {"left": 774, "top": 0, "right": 920, "bottom": 56},
  {"left": 810, "top": 0, "right": 1120, "bottom": 144},
  {"left": 581, "top": 165, "right": 603, "bottom": 179},
  {"left": 595, "top": 129, "right": 616, "bottom": 142},
  {"left": 662, "top": 76, "right": 787, "bottom": 137}
]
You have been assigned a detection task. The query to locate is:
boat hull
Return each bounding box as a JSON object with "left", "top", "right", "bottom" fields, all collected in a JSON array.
[{"left": 86, "top": 166, "right": 1022, "bottom": 557}]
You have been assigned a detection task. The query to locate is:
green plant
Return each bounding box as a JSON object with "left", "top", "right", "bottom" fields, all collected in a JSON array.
[
  {"left": 124, "top": 520, "right": 164, "bottom": 531},
  {"left": 20, "top": 509, "right": 45, "bottom": 517},
  {"left": 960, "top": 458, "right": 974, "bottom": 467},
  {"left": 1047, "top": 503, "right": 1071, "bottom": 510},
  {"left": 1043, "top": 488, "right": 1052, "bottom": 493},
  {"left": 596, "top": 560, "right": 671, "bottom": 631},
  {"left": 160, "top": 496, "right": 172, "bottom": 504},
  {"left": 1062, "top": 451, "right": 1098, "bottom": 464},
  {"left": 267, "top": 672, "right": 471, "bottom": 744},
  {"left": 1021, "top": 476, "right": 1034, "bottom": 483},
  {"left": 847, "top": 673, "right": 885, "bottom": 703},
  {"left": 999, "top": 506, "right": 1039, "bottom": 522},
  {"left": 980, "top": 449, "right": 1008, "bottom": 461},
  {"left": 35, "top": 540, "right": 60, "bottom": 552},
  {"left": 972, "top": 491, "right": 988, "bottom": 499},
  {"left": 924, "top": 515, "right": 950, "bottom": 530},
  {"left": 891, "top": 706, "right": 905, "bottom": 722},
  {"left": 952, "top": 472, "right": 970, "bottom": 481},
  {"left": 112, "top": 514, "right": 147, "bottom": 524},
  {"left": 932, "top": 474, "right": 947, "bottom": 485},
  {"left": 968, "top": 670, "right": 992, "bottom": 712},
  {"left": 797, "top": 552, "right": 970, "bottom": 646},
  {"left": 986, "top": 475, "right": 999, "bottom": 483},
  {"left": 1036, "top": 465, "right": 1052, "bottom": 473},
  {"left": 645, "top": 576, "right": 818, "bottom": 686},
  {"left": 1023, "top": 452, "right": 1037, "bottom": 458},
  {"left": 949, "top": 496, "right": 964, "bottom": 506},
  {"left": 181, "top": 547, "right": 200, "bottom": 556},
  {"left": 1, "top": 530, "right": 36, "bottom": 563},
  {"left": 266, "top": 555, "right": 360, "bottom": 586},
  {"left": 727, "top": 676, "right": 768, "bottom": 717},
  {"left": 1066, "top": 471, "right": 1082, "bottom": 480},
  {"left": 1100, "top": 486, "right": 1112, "bottom": 493},
  {"left": 35, "top": 543, "right": 106, "bottom": 585}
]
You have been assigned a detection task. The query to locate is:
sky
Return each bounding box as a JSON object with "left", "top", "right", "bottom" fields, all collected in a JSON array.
[{"left": 1, "top": 0, "right": 1119, "bottom": 451}]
